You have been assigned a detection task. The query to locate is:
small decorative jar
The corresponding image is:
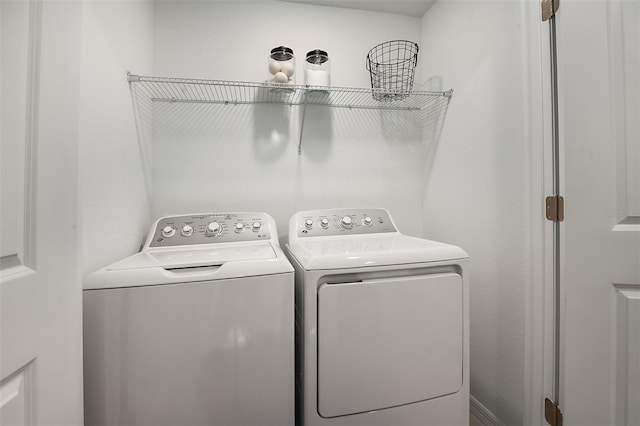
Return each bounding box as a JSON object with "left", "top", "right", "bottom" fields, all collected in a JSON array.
[
  {"left": 268, "top": 46, "right": 295, "bottom": 84},
  {"left": 304, "top": 49, "right": 330, "bottom": 87}
]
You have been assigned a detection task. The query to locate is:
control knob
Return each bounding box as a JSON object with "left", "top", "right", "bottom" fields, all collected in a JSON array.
[
  {"left": 341, "top": 216, "right": 353, "bottom": 229},
  {"left": 320, "top": 218, "right": 330, "bottom": 229},
  {"left": 252, "top": 222, "right": 261, "bottom": 232},
  {"left": 362, "top": 216, "right": 373, "bottom": 227},
  {"left": 181, "top": 225, "right": 194, "bottom": 236},
  {"left": 304, "top": 219, "right": 314, "bottom": 230},
  {"left": 161, "top": 225, "right": 175, "bottom": 238},
  {"left": 206, "top": 222, "right": 222, "bottom": 236},
  {"left": 235, "top": 222, "right": 245, "bottom": 233}
]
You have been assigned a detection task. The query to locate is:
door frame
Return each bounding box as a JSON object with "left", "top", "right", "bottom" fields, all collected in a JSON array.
[{"left": 522, "top": 0, "right": 557, "bottom": 424}]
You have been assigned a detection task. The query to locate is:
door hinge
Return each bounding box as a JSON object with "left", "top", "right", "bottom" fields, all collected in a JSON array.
[
  {"left": 542, "top": 0, "right": 559, "bottom": 21},
  {"left": 545, "top": 398, "right": 564, "bottom": 426},
  {"left": 546, "top": 195, "right": 565, "bottom": 222}
]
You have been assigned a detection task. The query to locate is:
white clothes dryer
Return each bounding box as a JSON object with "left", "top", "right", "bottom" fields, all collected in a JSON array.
[
  {"left": 83, "top": 212, "right": 294, "bottom": 426},
  {"left": 285, "top": 208, "right": 469, "bottom": 426}
]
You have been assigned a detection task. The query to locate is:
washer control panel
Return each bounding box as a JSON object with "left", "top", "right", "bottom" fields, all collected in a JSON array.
[
  {"left": 149, "top": 212, "right": 271, "bottom": 247},
  {"left": 294, "top": 208, "right": 397, "bottom": 237}
]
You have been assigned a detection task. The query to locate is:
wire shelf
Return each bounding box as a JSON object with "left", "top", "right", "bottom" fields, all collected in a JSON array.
[{"left": 127, "top": 74, "right": 452, "bottom": 111}]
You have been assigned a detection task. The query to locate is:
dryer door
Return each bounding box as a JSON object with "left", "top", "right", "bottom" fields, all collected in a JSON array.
[{"left": 317, "top": 273, "right": 463, "bottom": 418}]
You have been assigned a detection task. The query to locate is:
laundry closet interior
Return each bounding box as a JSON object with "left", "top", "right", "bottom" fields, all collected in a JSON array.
[{"left": 77, "top": 0, "right": 535, "bottom": 424}]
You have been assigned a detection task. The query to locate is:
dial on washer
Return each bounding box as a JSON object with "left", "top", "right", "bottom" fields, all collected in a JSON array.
[
  {"left": 162, "top": 226, "right": 176, "bottom": 238},
  {"left": 181, "top": 225, "right": 194, "bottom": 236},
  {"left": 206, "top": 222, "right": 222, "bottom": 236}
]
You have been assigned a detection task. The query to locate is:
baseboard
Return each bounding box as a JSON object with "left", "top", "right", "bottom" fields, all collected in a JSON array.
[{"left": 470, "top": 395, "right": 506, "bottom": 426}]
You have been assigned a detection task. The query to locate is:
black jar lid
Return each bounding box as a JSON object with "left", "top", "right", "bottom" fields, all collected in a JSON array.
[
  {"left": 270, "top": 46, "right": 294, "bottom": 61},
  {"left": 306, "top": 49, "right": 329, "bottom": 64}
]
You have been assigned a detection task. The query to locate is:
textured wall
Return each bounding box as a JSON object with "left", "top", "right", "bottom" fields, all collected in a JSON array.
[
  {"left": 420, "top": 2, "right": 529, "bottom": 424},
  {"left": 151, "top": 2, "right": 427, "bottom": 237},
  {"left": 79, "top": 1, "right": 154, "bottom": 274}
]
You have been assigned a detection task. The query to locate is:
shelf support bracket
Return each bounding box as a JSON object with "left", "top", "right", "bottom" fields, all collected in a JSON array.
[
  {"left": 298, "top": 92, "right": 307, "bottom": 155},
  {"left": 127, "top": 72, "right": 140, "bottom": 83}
]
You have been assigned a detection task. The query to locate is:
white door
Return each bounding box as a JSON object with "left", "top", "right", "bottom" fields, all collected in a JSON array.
[
  {"left": 1, "top": 1, "right": 84, "bottom": 424},
  {"left": 557, "top": 0, "right": 640, "bottom": 424}
]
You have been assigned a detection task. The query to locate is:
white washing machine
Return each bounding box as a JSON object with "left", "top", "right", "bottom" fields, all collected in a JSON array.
[
  {"left": 285, "top": 208, "right": 469, "bottom": 426},
  {"left": 83, "top": 212, "right": 294, "bottom": 426}
]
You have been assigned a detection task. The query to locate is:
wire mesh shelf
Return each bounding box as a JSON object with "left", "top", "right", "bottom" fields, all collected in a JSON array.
[{"left": 127, "top": 74, "right": 452, "bottom": 111}]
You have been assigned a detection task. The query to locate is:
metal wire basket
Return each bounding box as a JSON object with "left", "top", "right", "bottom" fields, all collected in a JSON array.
[{"left": 366, "top": 40, "right": 419, "bottom": 102}]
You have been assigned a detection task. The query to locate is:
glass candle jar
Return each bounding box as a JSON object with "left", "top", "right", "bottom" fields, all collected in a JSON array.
[
  {"left": 268, "top": 46, "right": 295, "bottom": 85},
  {"left": 304, "top": 49, "right": 330, "bottom": 87}
]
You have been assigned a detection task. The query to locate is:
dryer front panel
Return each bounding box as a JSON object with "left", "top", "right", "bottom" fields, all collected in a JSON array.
[{"left": 317, "top": 273, "right": 463, "bottom": 418}]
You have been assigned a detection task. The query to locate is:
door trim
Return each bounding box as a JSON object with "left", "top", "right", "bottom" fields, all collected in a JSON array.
[{"left": 523, "top": 0, "right": 557, "bottom": 423}]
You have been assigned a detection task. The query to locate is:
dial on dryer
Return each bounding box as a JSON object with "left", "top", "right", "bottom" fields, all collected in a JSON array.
[{"left": 341, "top": 216, "right": 353, "bottom": 229}]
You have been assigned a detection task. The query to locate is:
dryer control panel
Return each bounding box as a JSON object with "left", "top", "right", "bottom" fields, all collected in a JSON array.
[
  {"left": 148, "top": 212, "right": 272, "bottom": 248},
  {"left": 293, "top": 208, "right": 397, "bottom": 237}
]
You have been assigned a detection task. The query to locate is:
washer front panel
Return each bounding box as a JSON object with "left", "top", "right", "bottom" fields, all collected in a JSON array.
[
  {"left": 317, "top": 273, "right": 463, "bottom": 418},
  {"left": 149, "top": 212, "right": 271, "bottom": 248},
  {"left": 83, "top": 274, "right": 294, "bottom": 426}
]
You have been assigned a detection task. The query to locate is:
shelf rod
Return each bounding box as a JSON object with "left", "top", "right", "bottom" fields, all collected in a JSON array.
[{"left": 150, "top": 97, "right": 299, "bottom": 106}]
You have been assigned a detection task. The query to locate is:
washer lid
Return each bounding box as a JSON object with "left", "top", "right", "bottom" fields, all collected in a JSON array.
[
  {"left": 286, "top": 234, "right": 468, "bottom": 270},
  {"left": 112, "top": 241, "right": 276, "bottom": 270},
  {"left": 84, "top": 242, "right": 293, "bottom": 290},
  {"left": 85, "top": 211, "right": 294, "bottom": 290}
]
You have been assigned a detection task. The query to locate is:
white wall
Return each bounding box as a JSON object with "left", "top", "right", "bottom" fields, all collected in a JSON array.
[
  {"left": 153, "top": 1, "right": 420, "bottom": 86},
  {"left": 420, "top": 1, "right": 531, "bottom": 424},
  {"left": 79, "top": 1, "right": 154, "bottom": 274},
  {"left": 151, "top": 1, "right": 427, "bottom": 235}
]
